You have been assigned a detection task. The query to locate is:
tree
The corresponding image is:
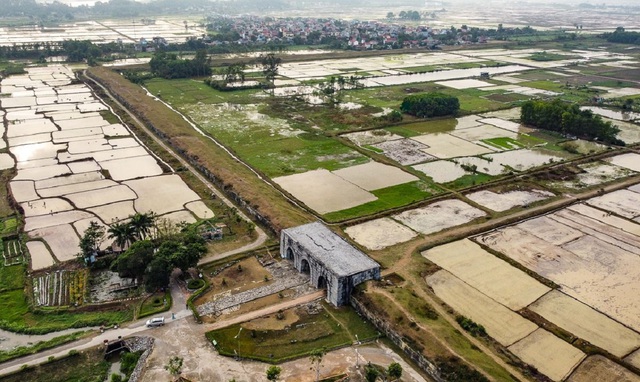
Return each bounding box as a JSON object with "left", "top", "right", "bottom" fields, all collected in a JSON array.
[
  {"left": 309, "top": 348, "right": 325, "bottom": 382},
  {"left": 107, "top": 221, "right": 136, "bottom": 251},
  {"left": 164, "top": 356, "right": 184, "bottom": 377},
  {"left": 387, "top": 362, "right": 403, "bottom": 381},
  {"left": 266, "top": 365, "right": 281, "bottom": 381},
  {"left": 365, "top": 363, "right": 379, "bottom": 382},
  {"left": 260, "top": 53, "right": 281, "bottom": 86},
  {"left": 78, "top": 221, "right": 105, "bottom": 261},
  {"left": 386, "top": 12, "right": 394, "bottom": 20},
  {"left": 114, "top": 240, "right": 155, "bottom": 282},
  {"left": 222, "top": 63, "right": 247, "bottom": 84},
  {"left": 143, "top": 255, "right": 172, "bottom": 292},
  {"left": 129, "top": 212, "right": 156, "bottom": 241}
]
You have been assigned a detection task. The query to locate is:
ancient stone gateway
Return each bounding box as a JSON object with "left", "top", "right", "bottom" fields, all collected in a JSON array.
[{"left": 280, "top": 222, "right": 380, "bottom": 306}]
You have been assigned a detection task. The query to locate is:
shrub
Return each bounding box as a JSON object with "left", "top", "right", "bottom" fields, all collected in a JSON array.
[
  {"left": 187, "top": 279, "right": 205, "bottom": 290},
  {"left": 455, "top": 315, "right": 487, "bottom": 337}
]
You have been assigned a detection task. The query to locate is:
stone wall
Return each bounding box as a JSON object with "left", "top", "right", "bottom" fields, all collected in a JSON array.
[
  {"left": 350, "top": 296, "right": 444, "bottom": 382},
  {"left": 124, "top": 336, "right": 155, "bottom": 382}
]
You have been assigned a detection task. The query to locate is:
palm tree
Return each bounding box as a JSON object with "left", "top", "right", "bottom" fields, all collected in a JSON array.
[
  {"left": 130, "top": 212, "right": 156, "bottom": 241},
  {"left": 107, "top": 221, "right": 135, "bottom": 251}
]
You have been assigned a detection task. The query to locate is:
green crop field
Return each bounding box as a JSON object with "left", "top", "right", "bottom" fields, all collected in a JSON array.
[{"left": 324, "top": 181, "right": 440, "bottom": 222}]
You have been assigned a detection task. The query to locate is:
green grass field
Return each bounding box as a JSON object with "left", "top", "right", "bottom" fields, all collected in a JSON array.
[
  {"left": 206, "top": 302, "right": 378, "bottom": 363},
  {"left": 323, "top": 181, "right": 440, "bottom": 222},
  {"left": 481, "top": 137, "right": 526, "bottom": 150},
  {"left": 145, "top": 78, "right": 260, "bottom": 106},
  {"left": 0, "top": 265, "right": 24, "bottom": 293}
]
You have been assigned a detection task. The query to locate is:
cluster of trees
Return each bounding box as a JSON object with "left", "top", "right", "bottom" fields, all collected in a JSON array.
[
  {"left": 204, "top": 53, "right": 280, "bottom": 90},
  {"left": 604, "top": 27, "right": 640, "bottom": 45},
  {"left": 400, "top": 93, "right": 460, "bottom": 118},
  {"left": 386, "top": 11, "right": 421, "bottom": 20},
  {"left": 62, "top": 40, "right": 103, "bottom": 64},
  {"left": 521, "top": 99, "right": 623, "bottom": 145},
  {"left": 79, "top": 212, "right": 207, "bottom": 292},
  {"left": 149, "top": 50, "right": 211, "bottom": 79},
  {"left": 314, "top": 75, "right": 364, "bottom": 105}
]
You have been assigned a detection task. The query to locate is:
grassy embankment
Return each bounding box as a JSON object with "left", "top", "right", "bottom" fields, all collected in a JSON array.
[{"left": 87, "top": 67, "right": 313, "bottom": 233}]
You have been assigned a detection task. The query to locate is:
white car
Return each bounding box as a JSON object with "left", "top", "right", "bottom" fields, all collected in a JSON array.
[{"left": 146, "top": 317, "right": 165, "bottom": 327}]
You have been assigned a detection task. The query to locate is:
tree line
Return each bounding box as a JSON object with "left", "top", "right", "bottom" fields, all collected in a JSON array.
[
  {"left": 521, "top": 99, "right": 623, "bottom": 145},
  {"left": 604, "top": 27, "right": 640, "bottom": 45},
  {"left": 400, "top": 93, "right": 460, "bottom": 118},
  {"left": 149, "top": 50, "right": 212, "bottom": 79}
]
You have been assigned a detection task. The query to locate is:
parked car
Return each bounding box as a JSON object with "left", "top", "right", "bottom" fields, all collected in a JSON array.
[{"left": 146, "top": 317, "right": 165, "bottom": 327}]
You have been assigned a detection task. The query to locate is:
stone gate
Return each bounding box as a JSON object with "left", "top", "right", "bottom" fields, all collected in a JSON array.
[{"left": 280, "top": 222, "right": 380, "bottom": 306}]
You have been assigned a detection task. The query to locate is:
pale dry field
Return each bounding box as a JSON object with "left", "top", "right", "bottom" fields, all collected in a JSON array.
[
  {"left": 427, "top": 270, "right": 538, "bottom": 346},
  {"left": 477, "top": 221, "right": 640, "bottom": 332},
  {"left": 606, "top": 153, "right": 640, "bottom": 172},
  {"left": 185, "top": 201, "right": 215, "bottom": 219},
  {"left": 465, "top": 189, "right": 554, "bottom": 212},
  {"left": 26, "top": 241, "right": 55, "bottom": 271},
  {"left": 24, "top": 210, "right": 94, "bottom": 232},
  {"left": 412, "top": 160, "right": 468, "bottom": 183},
  {"left": 28, "top": 224, "right": 80, "bottom": 262},
  {"left": 434, "top": 79, "right": 493, "bottom": 89},
  {"left": 450, "top": 124, "right": 517, "bottom": 142},
  {"left": 38, "top": 179, "right": 116, "bottom": 198},
  {"left": 88, "top": 201, "right": 137, "bottom": 223},
  {"left": 424, "top": 239, "right": 550, "bottom": 310},
  {"left": 394, "top": 199, "right": 486, "bottom": 235},
  {"left": 567, "top": 204, "right": 640, "bottom": 236},
  {"left": 412, "top": 133, "right": 493, "bottom": 159},
  {"left": 273, "top": 169, "right": 377, "bottom": 214},
  {"left": 65, "top": 185, "right": 137, "bottom": 209},
  {"left": 530, "top": 290, "right": 640, "bottom": 358},
  {"left": 332, "top": 161, "right": 418, "bottom": 191},
  {"left": 625, "top": 349, "right": 640, "bottom": 370},
  {"left": 568, "top": 355, "right": 640, "bottom": 382},
  {"left": 158, "top": 210, "right": 197, "bottom": 225},
  {"left": 125, "top": 174, "right": 206, "bottom": 215},
  {"left": 9, "top": 180, "right": 39, "bottom": 203},
  {"left": 98, "top": 156, "right": 164, "bottom": 181},
  {"left": 586, "top": 189, "right": 640, "bottom": 219},
  {"left": 20, "top": 198, "right": 74, "bottom": 217},
  {"left": 344, "top": 217, "right": 418, "bottom": 250},
  {"left": 508, "top": 328, "right": 585, "bottom": 382},
  {"left": 478, "top": 118, "right": 522, "bottom": 132},
  {"left": 0, "top": 153, "right": 14, "bottom": 170}
]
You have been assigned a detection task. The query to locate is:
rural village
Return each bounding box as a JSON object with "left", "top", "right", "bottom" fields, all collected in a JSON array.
[{"left": 1, "top": 0, "right": 640, "bottom": 382}]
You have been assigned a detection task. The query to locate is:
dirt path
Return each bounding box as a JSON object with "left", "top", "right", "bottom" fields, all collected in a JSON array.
[{"left": 83, "top": 70, "right": 269, "bottom": 259}]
